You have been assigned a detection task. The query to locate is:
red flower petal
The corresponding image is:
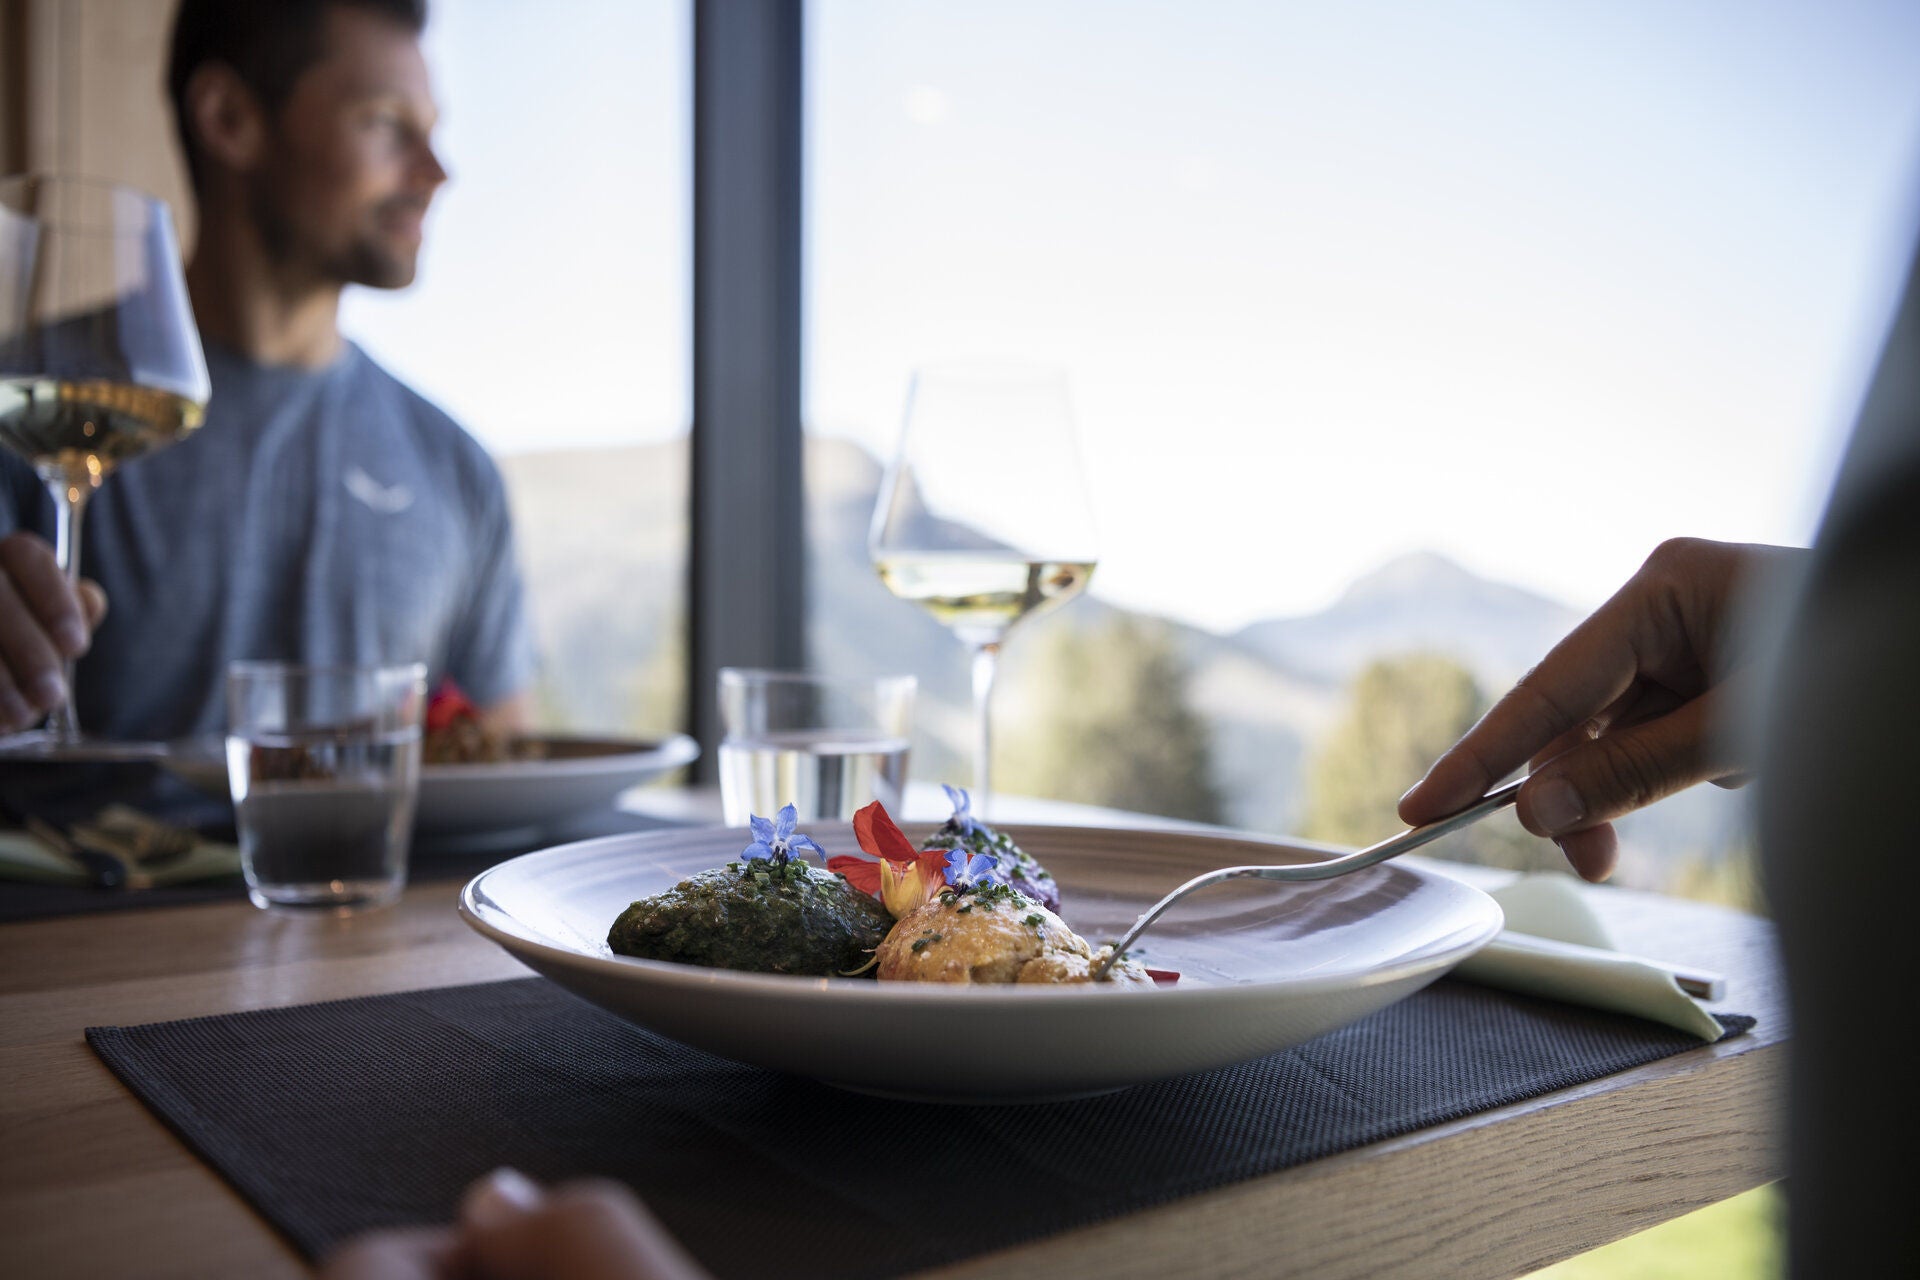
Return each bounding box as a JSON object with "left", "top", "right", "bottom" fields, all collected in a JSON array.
[
  {"left": 426, "top": 678, "right": 479, "bottom": 733},
  {"left": 825, "top": 855, "right": 881, "bottom": 896},
  {"left": 853, "top": 801, "right": 919, "bottom": 863},
  {"left": 917, "top": 848, "right": 952, "bottom": 884},
  {"left": 1146, "top": 968, "right": 1181, "bottom": 986}
]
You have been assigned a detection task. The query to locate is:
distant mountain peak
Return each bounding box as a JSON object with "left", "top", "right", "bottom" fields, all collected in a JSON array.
[
  {"left": 1337, "top": 551, "right": 1482, "bottom": 606},
  {"left": 1230, "top": 549, "right": 1580, "bottom": 690}
]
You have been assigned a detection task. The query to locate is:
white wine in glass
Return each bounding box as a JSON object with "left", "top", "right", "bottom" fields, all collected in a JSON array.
[
  {"left": 868, "top": 367, "right": 1098, "bottom": 816},
  {"left": 0, "top": 175, "right": 211, "bottom": 758},
  {"left": 872, "top": 555, "right": 1095, "bottom": 646}
]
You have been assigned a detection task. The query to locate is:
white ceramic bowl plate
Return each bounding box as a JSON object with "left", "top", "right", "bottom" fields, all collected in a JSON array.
[
  {"left": 461, "top": 823, "right": 1502, "bottom": 1102},
  {"left": 411, "top": 736, "right": 699, "bottom": 837},
  {"left": 168, "top": 734, "right": 700, "bottom": 839}
]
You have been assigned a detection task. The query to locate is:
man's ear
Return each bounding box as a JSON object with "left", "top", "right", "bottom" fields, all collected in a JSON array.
[{"left": 184, "top": 63, "right": 269, "bottom": 176}]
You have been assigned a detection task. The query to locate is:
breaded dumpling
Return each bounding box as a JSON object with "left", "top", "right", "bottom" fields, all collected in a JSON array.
[
  {"left": 1018, "top": 945, "right": 1153, "bottom": 986},
  {"left": 875, "top": 884, "right": 1152, "bottom": 986}
]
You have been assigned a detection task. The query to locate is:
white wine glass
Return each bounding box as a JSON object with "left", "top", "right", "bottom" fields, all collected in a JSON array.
[
  {"left": 0, "top": 175, "right": 210, "bottom": 758},
  {"left": 868, "top": 366, "right": 1098, "bottom": 817}
]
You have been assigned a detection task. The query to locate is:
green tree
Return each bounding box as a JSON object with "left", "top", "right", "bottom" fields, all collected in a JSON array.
[
  {"left": 1303, "top": 652, "right": 1552, "bottom": 870},
  {"left": 999, "top": 615, "right": 1225, "bottom": 823}
]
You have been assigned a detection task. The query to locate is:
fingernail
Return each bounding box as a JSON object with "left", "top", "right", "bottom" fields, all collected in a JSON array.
[
  {"left": 28, "top": 671, "right": 67, "bottom": 711},
  {"left": 1397, "top": 780, "right": 1423, "bottom": 807},
  {"left": 462, "top": 1166, "right": 544, "bottom": 1230},
  {"left": 54, "top": 619, "right": 89, "bottom": 656},
  {"left": 1531, "top": 777, "right": 1585, "bottom": 835}
]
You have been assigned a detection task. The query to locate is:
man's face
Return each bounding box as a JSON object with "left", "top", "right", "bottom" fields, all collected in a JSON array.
[{"left": 248, "top": 6, "right": 446, "bottom": 289}]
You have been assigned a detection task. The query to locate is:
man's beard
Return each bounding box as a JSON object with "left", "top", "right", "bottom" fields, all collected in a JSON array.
[{"left": 248, "top": 179, "right": 421, "bottom": 290}]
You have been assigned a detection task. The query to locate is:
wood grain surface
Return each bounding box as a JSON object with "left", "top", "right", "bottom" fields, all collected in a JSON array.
[{"left": 0, "top": 806, "right": 1784, "bottom": 1280}]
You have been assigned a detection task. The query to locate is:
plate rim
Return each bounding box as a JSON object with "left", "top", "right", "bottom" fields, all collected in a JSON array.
[{"left": 419, "top": 732, "right": 700, "bottom": 780}]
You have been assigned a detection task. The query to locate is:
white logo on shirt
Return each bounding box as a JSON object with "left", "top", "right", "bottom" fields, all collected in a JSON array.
[{"left": 344, "top": 465, "right": 414, "bottom": 514}]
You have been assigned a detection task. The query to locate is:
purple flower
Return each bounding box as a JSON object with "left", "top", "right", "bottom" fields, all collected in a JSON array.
[
  {"left": 743, "top": 804, "right": 824, "bottom": 866},
  {"left": 944, "top": 848, "right": 1002, "bottom": 889},
  {"left": 942, "top": 784, "right": 979, "bottom": 837}
]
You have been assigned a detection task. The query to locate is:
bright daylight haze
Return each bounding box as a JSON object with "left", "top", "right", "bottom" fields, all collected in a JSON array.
[{"left": 344, "top": 0, "right": 1920, "bottom": 633}]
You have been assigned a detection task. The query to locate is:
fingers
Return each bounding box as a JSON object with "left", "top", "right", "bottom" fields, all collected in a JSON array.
[
  {"left": 0, "top": 532, "right": 99, "bottom": 730},
  {"left": 1399, "top": 608, "right": 1660, "bottom": 824},
  {"left": 1399, "top": 539, "right": 1756, "bottom": 826},
  {"left": 315, "top": 1226, "right": 460, "bottom": 1280},
  {"left": 1513, "top": 679, "right": 1748, "bottom": 881},
  {"left": 0, "top": 532, "right": 91, "bottom": 654},
  {"left": 0, "top": 666, "right": 36, "bottom": 732},
  {"left": 1553, "top": 823, "right": 1620, "bottom": 883},
  {"left": 315, "top": 1169, "right": 713, "bottom": 1280},
  {"left": 1408, "top": 674, "right": 1743, "bottom": 884},
  {"left": 78, "top": 578, "right": 108, "bottom": 628},
  {"left": 1398, "top": 644, "right": 1635, "bottom": 826},
  {"left": 459, "top": 1168, "right": 711, "bottom": 1280},
  {"left": 461, "top": 1165, "right": 544, "bottom": 1229},
  {"left": 0, "top": 570, "right": 68, "bottom": 727}
]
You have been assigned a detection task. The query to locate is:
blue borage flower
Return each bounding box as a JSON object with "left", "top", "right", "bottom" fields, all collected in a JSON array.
[
  {"left": 944, "top": 848, "right": 1003, "bottom": 889},
  {"left": 941, "top": 784, "right": 979, "bottom": 837},
  {"left": 742, "top": 804, "right": 824, "bottom": 866}
]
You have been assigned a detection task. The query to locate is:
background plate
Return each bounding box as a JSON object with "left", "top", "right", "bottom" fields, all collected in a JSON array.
[
  {"left": 461, "top": 822, "right": 1503, "bottom": 1101},
  {"left": 411, "top": 735, "right": 699, "bottom": 836},
  {"left": 167, "top": 734, "right": 700, "bottom": 838}
]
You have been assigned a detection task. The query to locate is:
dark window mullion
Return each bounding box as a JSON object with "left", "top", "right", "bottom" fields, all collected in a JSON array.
[{"left": 688, "top": 0, "right": 805, "bottom": 782}]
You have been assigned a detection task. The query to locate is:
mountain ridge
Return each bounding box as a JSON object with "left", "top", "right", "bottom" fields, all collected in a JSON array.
[
  {"left": 497, "top": 437, "right": 1738, "bottom": 859},
  {"left": 1231, "top": 549, "right": 1582, "bottom": 691}
]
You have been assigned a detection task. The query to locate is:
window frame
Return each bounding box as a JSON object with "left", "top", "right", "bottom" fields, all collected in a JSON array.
[{"left": 687, "top": 0, "right": 807, "bottom": 780}]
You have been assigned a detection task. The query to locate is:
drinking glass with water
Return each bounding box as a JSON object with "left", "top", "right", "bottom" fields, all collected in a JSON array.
[
  {"left": 226, "top": 661, "right": 426, "bottom": 912},
  {"left": 717, "top": 670, "right": 915, "bottom": 827}
]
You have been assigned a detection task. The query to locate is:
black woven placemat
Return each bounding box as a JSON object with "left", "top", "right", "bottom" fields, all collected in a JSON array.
[{"left": 87, "top": 975, "right": 1752, "bottom": 1279}]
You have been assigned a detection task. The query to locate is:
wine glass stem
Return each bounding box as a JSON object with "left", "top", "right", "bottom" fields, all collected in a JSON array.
[
  {"left": 970, "top": 640, "right": 1000, "bottom": 819},
  {"left": 45, "top": 477, "right": 89, "bottom": 743}
]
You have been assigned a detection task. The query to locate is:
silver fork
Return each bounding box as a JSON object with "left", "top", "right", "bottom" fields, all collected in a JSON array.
[{"left": 1090, "top": 777, "right": 1525, "bottom": 981}]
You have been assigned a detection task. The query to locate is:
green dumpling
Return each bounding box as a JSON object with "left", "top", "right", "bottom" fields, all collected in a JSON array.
[
  {"left": 922, "top": 785, "right": 1062, "bottom": 912},
  {"left": 607, "top": 860, "right": 892, "bottom": 977}
]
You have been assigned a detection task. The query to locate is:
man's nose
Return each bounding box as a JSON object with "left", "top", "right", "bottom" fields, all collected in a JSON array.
[{"left": 415, "top": 140, "right": 449, "bottom": 191}]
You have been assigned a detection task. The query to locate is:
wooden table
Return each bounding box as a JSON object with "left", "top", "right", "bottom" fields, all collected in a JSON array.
[{"left": 0, "top": 791, "right": 1785, "bottom": 1279}]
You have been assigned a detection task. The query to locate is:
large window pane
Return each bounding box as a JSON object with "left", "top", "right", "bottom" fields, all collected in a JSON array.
[
  {"left": 805, "top": 0, "right": 1920, "bottom": 896},
  {"left": 343, "top": 0, "right": 690, "bottom": 737}
]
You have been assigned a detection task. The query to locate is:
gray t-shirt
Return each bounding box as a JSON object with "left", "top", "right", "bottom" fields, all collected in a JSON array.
[{"left": 0, "top": 339, "right": 536, "bottom": 740}]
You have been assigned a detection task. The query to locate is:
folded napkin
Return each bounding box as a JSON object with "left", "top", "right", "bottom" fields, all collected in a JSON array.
[
  {"left": 1451, "top": 872, "right": 1728, "bottom": 1040},
  {"left": 0, "top": 827, "right": 241, "bottom": 889}
]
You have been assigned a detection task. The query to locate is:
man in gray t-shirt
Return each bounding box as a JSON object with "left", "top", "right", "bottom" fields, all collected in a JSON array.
[
  {"left": 0, "top": 0, "right": 536, "bottom": 740},
  {"left": 0, "top": 339, "right": 533, "bottom": 739}
]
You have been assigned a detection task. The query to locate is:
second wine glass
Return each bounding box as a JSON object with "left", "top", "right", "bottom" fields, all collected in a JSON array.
[{"left": 868, "top": 366, "right": 1098, "bottom": 817}]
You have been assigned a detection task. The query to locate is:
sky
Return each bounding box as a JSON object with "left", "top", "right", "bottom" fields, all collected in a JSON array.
[{"left": 343, "top": 0, "right": 1920, "bottom": 633}]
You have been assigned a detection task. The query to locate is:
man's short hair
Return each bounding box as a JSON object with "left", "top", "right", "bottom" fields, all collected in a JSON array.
[{"left": 166, "top": 0, "right": 429, "bottom": 192}]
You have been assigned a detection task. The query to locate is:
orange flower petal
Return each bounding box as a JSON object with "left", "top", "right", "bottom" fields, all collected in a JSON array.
[
  {"left": 826, "top": 855, "right": 881, "bottom": 896},
  {"left": 853, "top": 801, "right": 919, "bottom": 862},
  {"left": 916, "top": 848, "right": 951, "bottom": 885}
]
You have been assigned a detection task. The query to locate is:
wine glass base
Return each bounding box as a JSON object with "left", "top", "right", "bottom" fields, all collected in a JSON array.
[{"left": 0, "top": 730, "right": 172, "bottom": 762}]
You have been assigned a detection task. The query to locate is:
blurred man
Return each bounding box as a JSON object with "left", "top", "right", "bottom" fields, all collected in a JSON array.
[{"left": 0, "top": 0, "right": 533, "bottom": 740}]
